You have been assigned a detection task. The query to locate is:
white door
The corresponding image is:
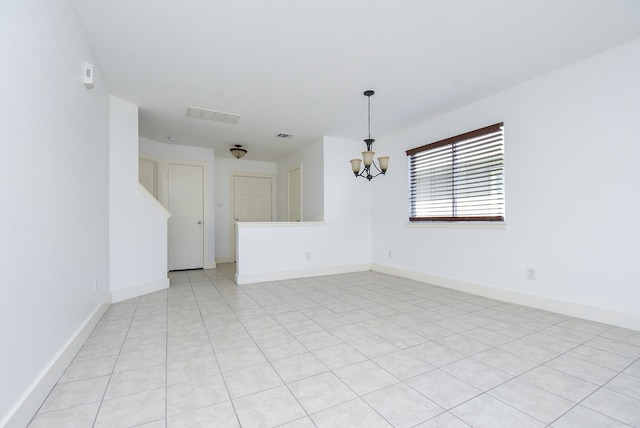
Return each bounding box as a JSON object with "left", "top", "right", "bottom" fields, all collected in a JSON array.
[
  {"left": 232, "top": 175, "right": 272, "bottom": 261},
  {"left": 288, "top": 165, "right": 302, "bottom": 221},
  {"left": 234, "top": 176, "right": 272, "bottom": 221},
  {"left": 168, "top": 163, "right": 204, "bottom": 270}
]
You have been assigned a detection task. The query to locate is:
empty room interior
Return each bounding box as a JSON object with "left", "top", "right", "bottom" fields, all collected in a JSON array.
[{"left": 3, "top": 0, "right": 640, "bottom": 427}]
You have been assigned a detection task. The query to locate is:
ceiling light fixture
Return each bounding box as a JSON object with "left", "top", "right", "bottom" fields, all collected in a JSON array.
[
  {"left": 230, "top": 144, "right": 247, "bottom": 159},
  {"left": 350, "top": 90, "right": 389, "bottom": 181}
]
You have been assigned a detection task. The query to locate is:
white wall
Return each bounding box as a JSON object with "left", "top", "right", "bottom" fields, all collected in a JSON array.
[
  {"left": 0, "top": 0, "right": 110, "bottom": 425},
  {"left": 276, "top": 139, "right": 325, "bottom": 221},
  {"left": 214, "top": 157, "right": 278, "bottom": 262},
  {"left": 373, "top": 38, "right": 640, "bottom": 328},
  {"left": 236, "top": 136, "right": 372, "bottom": 284},
  {"left": 109, "top": 98, "right": 169, "bottom": 301},
  {"left": 139, "top": 137, "right": 216, "bottom": 269}
]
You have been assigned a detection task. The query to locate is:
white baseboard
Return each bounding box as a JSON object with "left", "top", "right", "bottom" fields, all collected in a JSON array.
[
  {"left": 373, "top": 264, "right": 640, "bottom": 330},
  {"left": 111, "top": 278, "right": 169, "bottom": 303},
  {"left": 236, "top": 263, "right": 372, "bottom": 285},
  {"left": 215, "top": 256, "right": 234, "bottom": 264},
  {"left": 2, "top": 296, "right": 111, "bottom": 428}
]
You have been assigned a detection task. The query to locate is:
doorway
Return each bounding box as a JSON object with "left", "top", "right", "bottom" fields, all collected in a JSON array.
[
  {"left": 230, "top": 174, "right": 273, "bottom": 261},
  {"left": 168, "top": 163, "right": 204, "bottom": 270}
]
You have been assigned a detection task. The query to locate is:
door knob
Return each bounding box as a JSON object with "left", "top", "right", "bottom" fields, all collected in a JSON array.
[{"left": 197, "top": 220, "right": 203, "bottom": 225}]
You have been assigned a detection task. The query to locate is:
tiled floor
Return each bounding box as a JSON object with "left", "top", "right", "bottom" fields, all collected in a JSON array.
[{"left": 29, "top": 264, "right": 640, "bottom": 427}]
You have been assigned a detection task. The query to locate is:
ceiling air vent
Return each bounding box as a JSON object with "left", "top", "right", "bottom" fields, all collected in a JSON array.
[
  {"left": 275, "top": 133, "right": 295, "bottom": 139},
  {"left": 186, "top": 106, "right": 240, "bottom": 124}
]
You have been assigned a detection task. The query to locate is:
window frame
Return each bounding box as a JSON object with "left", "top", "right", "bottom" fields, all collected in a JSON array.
[{"left": 406, "top": 122, "right": 505, "bottom": 223}]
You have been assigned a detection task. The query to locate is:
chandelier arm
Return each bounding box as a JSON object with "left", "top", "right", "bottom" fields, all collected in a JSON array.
[
  {"left": 358, "top": 165, "right": 370, "bottom": 178},
  {"left": 353, "top": 163, "right": 387, "bottom": 181}
]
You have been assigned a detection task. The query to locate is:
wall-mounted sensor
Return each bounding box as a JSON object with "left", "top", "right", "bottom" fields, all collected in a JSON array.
[{"left": 83, "top": 62, "right": 94, "bottom": 89}]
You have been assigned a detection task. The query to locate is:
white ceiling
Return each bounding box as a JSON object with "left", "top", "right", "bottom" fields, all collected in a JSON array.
[{"left": 69, "top": 0, "right": 640, "bottom": 162}]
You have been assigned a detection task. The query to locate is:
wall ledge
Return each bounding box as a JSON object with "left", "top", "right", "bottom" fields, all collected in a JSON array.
[
  {"left": 236, "top": 221, "right": 325, "bottom": 228},
  {"left": 111, "top": 278, "right": 169, "bottom": 303},
  {"left": 2, "top": 296, "right": 111, "bottom": 428},
  {"left": 236, "top": 263, "right": 371, "bottom": 285},
  {"left": 372, "top": 264, "right": 640, "bottom": 331}
]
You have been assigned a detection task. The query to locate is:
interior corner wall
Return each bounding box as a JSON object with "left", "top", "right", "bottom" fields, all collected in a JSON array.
[
  {"left": 372, "top": 38, "right": 640, "bottom": 328},
  {"left": 214, "top": 157, "right": 278, "bottom": 262},
  {"left": 0, "top": 0, "right": 110, "bottom": 425},
  {"left": 276, "top": 139, "right": 325, "bottom": 221},
  {"left": 138, "top": 137, "right": 216, "bottom": 269},
  {"left": 109, "top": 97, "right": 168, "bottom": 300}
]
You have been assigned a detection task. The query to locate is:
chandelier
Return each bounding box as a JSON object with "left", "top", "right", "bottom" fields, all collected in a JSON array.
[{"left": 350, "top": 90, "right": 389, "bottom": 181}]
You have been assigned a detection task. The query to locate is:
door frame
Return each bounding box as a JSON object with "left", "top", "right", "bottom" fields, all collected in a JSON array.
[
  {"left": 229, "top": 171, "right": 277, "bottom": 263},
  {"left": 167, "top": 162, "right": 205, "bottom": 271},
  {"left": 288, "top": 163, "right": 303, "bottom": 222},
  {"left": 139, "top": 157, "right": 158, "bottom": 198},
  {"left": 139, "top": 154, "right": 214, "bottom": 269}
]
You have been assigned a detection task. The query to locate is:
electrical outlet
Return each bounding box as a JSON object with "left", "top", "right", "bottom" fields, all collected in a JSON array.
[
  {"left": 305, "top": 251, "right": 311, "bottom": 260},
  {"left": 93, "top": 278, "right": 98, "bottom": 292},
  {"left": 388, "top": 250, "right": 392, "bottom": 258},
  {"left": 526, "top": 268, "right": 536, "bottom": 280}
]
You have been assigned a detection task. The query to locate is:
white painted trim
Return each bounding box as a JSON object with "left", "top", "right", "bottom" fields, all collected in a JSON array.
[
  {"left": 407, "top": 222, "right": 507, "bottom": 229},
  {"left": 372, "top": 264, "right": 640, "bottom": 330},
  {"left": 236, "top": 263, "right": 371, "bottom": 285},
  {"left": 111, "top": 278, "right": 169, "bottom": 303},
  {"left": 216, "top": 256, "right": 234, "bottom": 264},
  {"left": 288, "top": 163, "right": 302, "bottom": 221},
  {"left": 2, "top": 296, "right": 111, "bottom": 428},
  {"left": 236, "top": 221, "right": 325, "bottom": 228}
]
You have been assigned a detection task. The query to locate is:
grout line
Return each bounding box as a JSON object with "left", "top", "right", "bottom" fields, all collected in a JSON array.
[
  {"left": 35, "top": 265, "right": 640, "bottom": 427},
  {"left": 164, "top": 280, "right": 169, "bottom": 428},
  {"left": 91, "top": 296, "right": 141, "bottom": 427},
  {"left": 190, "top": 271, "right": 244, "bottom": 427}
]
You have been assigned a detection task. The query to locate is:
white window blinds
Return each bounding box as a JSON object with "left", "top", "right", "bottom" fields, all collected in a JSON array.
[{"left": 406, "top": 123, "right": 505, "bottom": 222}]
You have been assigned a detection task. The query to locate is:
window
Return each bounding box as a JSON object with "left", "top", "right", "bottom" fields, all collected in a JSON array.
[{"left": 406, "top": 122, "right": 504, "bottom": 222}]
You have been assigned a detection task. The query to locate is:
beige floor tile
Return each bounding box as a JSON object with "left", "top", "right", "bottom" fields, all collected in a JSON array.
[
  {"left": 288, "top": 372, "right": 357, "bottom": 414},
  {"left": 311, "top": 398, "right": 392, "bottom": 427},
  {"left": 32, "top": 266, "right": 640, "bottom": 427},
  {"left": 233, "top": 385, "right": 306, "bottom": 428},
  {"left": 94, "top": 388, "right": 165, "bottom": 428},
  {"left": 167, "top": 374, "right": 229, "bottom": 416},
  {"left": 28, "top": 402, "right": 100, "bottom": 428},
  {"left": 363, "top": 383, "right": 444, "bottom": 427},
  {"left": 167, "top": 401, "right": 239, "bottom": 428},
  {"left": 40, "top": 376, "right": 109, "bottom": 413}
]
